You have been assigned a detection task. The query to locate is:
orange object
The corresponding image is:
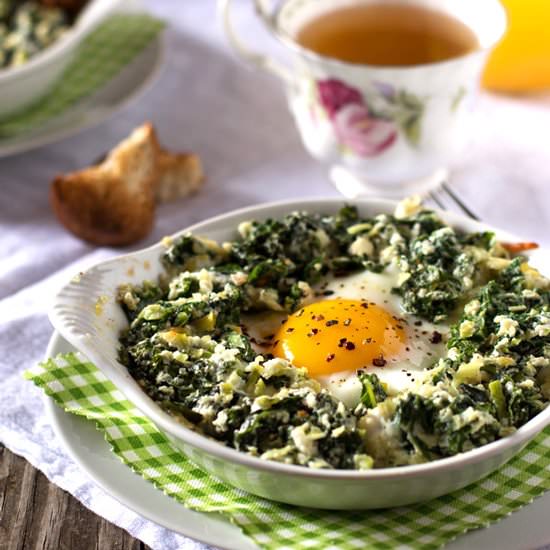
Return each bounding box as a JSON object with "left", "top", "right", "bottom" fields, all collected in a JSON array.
[
  {"left": 501, "top": 241, "right": 539, "bottom": 253},
  {"left": 483, "top": 0, "right": 550, "bottom": 92}
]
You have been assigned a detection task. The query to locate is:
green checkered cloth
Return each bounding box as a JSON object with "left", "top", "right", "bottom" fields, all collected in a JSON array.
[
  {"left": 0, "top": 14, "right": 165, "bottom": 137},
  {"left": 25, "top": 353, "right": 550, "bottom": 550}
]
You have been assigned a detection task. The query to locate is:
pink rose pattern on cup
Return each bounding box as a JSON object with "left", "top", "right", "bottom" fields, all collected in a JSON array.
[
  {"left": 316, "top": 79, "right": 425, "bottom": 157},
  {"left": 333, "top": 103, "right": 397, "bottom": 157}
]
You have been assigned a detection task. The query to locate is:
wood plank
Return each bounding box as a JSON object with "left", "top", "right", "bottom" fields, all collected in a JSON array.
[{"left": 0, "top": 445, "right": 148, "bottom": 550}]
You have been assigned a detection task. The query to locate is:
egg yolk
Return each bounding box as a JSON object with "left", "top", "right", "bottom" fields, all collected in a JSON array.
[{"left": 272, "top": 299, "right": 405, "bottom": 377}]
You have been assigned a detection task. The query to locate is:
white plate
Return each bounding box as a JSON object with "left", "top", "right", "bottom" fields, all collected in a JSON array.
[
  {"left": 0, "top": 3, "right": 164, "bottom": 158},
  {"left": 45, "top": 337, "right": 550, "bottom": 549}
]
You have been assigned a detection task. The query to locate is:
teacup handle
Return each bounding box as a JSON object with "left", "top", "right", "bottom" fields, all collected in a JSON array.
[{"left": 218, "top": 0, "right": 293, "bottom": 83}]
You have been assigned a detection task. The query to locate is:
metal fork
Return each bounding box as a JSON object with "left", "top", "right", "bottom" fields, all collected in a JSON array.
[{"left": 428, "top": 181, "right": 480, "bottom": 221}]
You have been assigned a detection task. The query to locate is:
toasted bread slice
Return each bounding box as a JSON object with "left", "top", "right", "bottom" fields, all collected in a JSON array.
[
  {"left": 50, "top": 124, "right": 158, "bottom": 246},
  {"left": 155, "top": 151, "right": 204, "bottom": 202}
]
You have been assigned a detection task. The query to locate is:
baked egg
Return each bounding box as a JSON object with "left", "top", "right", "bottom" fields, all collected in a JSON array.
[{"left": 243, "top": 269, "right": 447, "bottom": 407}]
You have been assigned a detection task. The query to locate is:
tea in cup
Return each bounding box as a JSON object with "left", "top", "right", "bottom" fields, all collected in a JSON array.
[{"left": 220, "top": 0, "right": 507, "bottom": 197}]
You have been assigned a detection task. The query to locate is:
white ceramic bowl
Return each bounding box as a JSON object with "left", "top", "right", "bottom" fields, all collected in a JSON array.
[
  {"left": 49, "top": 198, "right": 550, "bottom": 509},
  {"left": 0, "top": 0, "right": 123, "bottom": 119}
]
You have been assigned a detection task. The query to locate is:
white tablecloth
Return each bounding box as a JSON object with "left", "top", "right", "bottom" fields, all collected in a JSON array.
[{"left": 1, "top": 2, "right": 550, "bottom": 549}]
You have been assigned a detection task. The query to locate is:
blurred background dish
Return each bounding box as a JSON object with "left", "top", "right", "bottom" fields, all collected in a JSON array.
[
  {"left": 0, "top": 31, "right": 163, "bottom": 157},
  {"left": 0, "top": 0, "right": 73, "bottom": 70},
  {"left": 0, "top": 0, "right": 124, "bottom": 119}
]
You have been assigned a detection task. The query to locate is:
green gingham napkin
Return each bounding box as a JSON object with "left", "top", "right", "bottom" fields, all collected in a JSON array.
[
  {"left": 25, "top": 353, "right": 550, "bottom": 550},
  {"left": 0, "top": 14, "right": 165, "bottom": 137}
]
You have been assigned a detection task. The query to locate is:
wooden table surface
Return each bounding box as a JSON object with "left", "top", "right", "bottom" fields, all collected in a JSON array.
[{"left": 0, "top": 444, "right": 150, "bottom": 550}]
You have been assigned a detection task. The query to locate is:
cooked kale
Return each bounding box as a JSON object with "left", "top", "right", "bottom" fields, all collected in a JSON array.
[
  {"left": 448, "top": 258, "right": 550, "bottom": 362},
  {"left": 225, "top": 211, "right": 355, "bottom": 309},
  {"left": 395, "top": 391, "right": 501, "bottom": 459},
  {"left": 124, "top": 322, "right": 366, "bottom": 468},
  {"left": 235, "top": 391, "right": 363, "bottom": 469},
  {"left": 120, "top": 272, "right": 244, "bottom": 347},
  {"left": 117, "top": 280, "right": 165, "bottom": 322},
  {"left": 395, "top": 227, "right": 479, "bottom": 322},
  {"left": 359, "top": 372, "right": 387, "bottom": 408},
  {"left": 161, "top": 234, "right": 227, "bottom": 273},
  {"left": 160, "top": 206, "right": 493, "bottom": 322},
  {"left": 394, "top": 259, "right": 549, "bottom": 462}
]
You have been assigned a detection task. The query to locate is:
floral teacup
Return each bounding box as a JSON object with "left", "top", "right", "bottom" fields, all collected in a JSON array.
[{"left": 220, "top": 0, "right": 507, "bottom": 197}]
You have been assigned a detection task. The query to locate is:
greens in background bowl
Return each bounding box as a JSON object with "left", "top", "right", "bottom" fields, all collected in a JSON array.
[
  {"left": 0, "top": 0, "right": 122, "bottom": 119},
  {"left": 0, "top": 0, "right": 73, "bottom": 69},
  {"left": 50, "top": 198, "right": 550, "bottom": 509}
]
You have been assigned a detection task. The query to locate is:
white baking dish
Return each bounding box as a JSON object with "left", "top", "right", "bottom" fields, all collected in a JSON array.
[{"left": 49, "top": 198, "right": 550, "bottom": 509}]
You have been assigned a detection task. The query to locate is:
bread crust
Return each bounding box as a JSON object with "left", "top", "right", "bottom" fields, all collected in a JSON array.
[
  {"left": 50, "top": 123, "right": 205, "bottom": 246},
  {"left": 50, "top": 124, "right": 158, "bottom": 246},
  {"left": 50, "top": 171, "right": 155, "bottom": 246}
]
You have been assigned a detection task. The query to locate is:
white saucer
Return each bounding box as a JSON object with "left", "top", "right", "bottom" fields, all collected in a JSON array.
[
  {"left": 45, "top": 331, "right": 550, "bottom": 550},
  {"left": 0, "top": 13, "right": 163, "bottom": 158}
]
